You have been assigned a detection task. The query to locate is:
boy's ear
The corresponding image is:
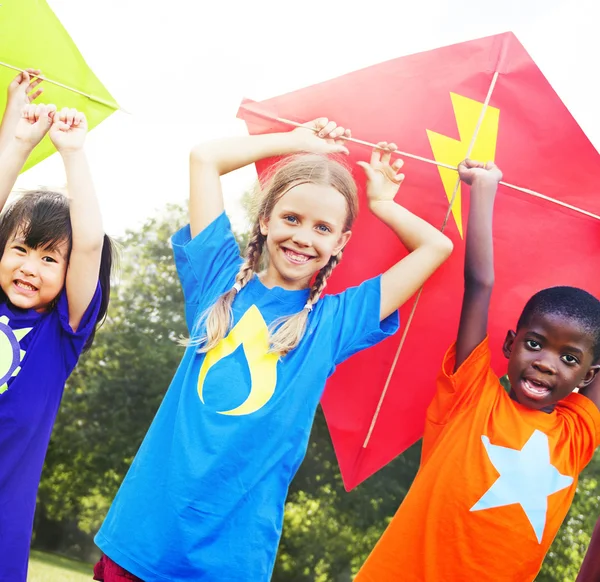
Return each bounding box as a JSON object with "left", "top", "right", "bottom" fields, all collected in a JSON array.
[
  {"left": 502, "top": 330, "right": 516, "bottom": 359},
  {"left": 579, "top": 365, "right": 600, "bottom": 389}
]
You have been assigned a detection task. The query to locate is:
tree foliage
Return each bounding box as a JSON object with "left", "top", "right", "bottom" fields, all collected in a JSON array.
[{"left": 34, "top": 203, "right": 600, "bottom": 580}]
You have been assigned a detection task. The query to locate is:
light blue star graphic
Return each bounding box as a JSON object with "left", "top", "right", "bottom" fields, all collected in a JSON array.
[{"left": 470, "top": 429, "right": 573, "bottom": 543}]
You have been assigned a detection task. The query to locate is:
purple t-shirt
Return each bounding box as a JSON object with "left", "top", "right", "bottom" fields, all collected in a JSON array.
[{"left": 0, "top": 287, "right": 101, "bottom": 582}]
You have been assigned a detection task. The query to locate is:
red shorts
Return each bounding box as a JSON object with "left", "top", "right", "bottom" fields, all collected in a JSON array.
[{"left": 93, "top": 555, "right": 143, "bottom": 581}]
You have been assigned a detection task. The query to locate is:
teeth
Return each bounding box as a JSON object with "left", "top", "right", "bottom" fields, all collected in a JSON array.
[
  {"left": 524, "top": 380, "right": 549, "bottom": 394},
  {"left": 16, "top": 281, "right": 36, "bottom": 291},
  {"left": 285, "top": 250, "right": 309, "bottom": 263}
]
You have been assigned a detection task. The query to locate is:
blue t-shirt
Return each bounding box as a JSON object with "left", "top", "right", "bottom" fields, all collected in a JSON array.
[
  {"left": 96, "top": 212, "right": 399, "bottom": 582},
  {"left": 0, "top": 286, "right": 101, "bottom": 582}
]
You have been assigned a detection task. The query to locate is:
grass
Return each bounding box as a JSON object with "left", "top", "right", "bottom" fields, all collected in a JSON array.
[{"left": 28, "top": 549, "right": 93, "bottom": 582}]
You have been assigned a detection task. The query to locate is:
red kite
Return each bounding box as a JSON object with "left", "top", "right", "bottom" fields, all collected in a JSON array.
[{"left": 237, "top": 32, "right": 600, "bottom": 490}]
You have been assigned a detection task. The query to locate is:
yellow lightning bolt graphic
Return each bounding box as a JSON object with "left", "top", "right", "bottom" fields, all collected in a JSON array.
[{"left": 426, "top": 93, "right": 500, "bottom": 238}]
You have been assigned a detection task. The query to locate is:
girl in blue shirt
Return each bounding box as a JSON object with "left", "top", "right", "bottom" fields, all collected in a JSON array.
[{"left": 95, "top": 119, "right": 453, "bottom": 582}]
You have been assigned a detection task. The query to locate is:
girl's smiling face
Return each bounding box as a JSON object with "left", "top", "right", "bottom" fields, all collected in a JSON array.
[
  {"left": 259, "top": 182, "right": 352, "bottom": 290},
  {"left": 0, "top": 231, "right": 69, "bottom": 312}
]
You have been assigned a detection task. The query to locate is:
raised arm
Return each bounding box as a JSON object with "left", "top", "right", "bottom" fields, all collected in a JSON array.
[
  {"left": 189, "top": 118, "right": 350, "bottom": 238},
  {"left": 0, "top": 69, "right": 43, "bottom": 154},
  {"left": 48, "top": 108, "right": 104, "bottom": 331},
  {"left": 453, "top": 159, "right": 503, "bottom": 371},
  {"left": 357, "top": 143, "right": 454, "bottom": 321},
  {"left": 0, "top": 103, "right": 54, "bottom": 214}
]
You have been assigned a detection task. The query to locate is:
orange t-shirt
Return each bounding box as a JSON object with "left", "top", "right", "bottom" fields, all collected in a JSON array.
[{"left": 355, "top": 338, "right": 600, "bottom": 582}]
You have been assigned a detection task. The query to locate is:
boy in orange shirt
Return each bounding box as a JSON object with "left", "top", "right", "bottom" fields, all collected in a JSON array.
[{"left": 355, "top": 160, "right": 600, "bottom": 582}]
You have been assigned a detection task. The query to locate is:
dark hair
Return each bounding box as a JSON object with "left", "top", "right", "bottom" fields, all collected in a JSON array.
[
  {"left": 0, "top": 190, "right": 114, "bottom": 351},
  {"left": 517, "top": 286, "right": 600, "bottom": 361}
]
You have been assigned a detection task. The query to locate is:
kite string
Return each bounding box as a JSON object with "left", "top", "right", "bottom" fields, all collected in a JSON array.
[
  {"left": 362, "top": 71, "right": 500, "bottom": 448},
  {"left": 0, "top": 61, "right": 125, "bottom": 113},
  {"left": 246, "top": 107, "right": 600, "bottom": 223}
]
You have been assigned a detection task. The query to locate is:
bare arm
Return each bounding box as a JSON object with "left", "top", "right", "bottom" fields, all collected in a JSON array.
[
  {"left": 0, "top": 103, "right": 54, "bottom": 214},
  {"left": 0, "top": 140, "right": 32, "bottom": 212},
  {"left": 372, "top": 200, "right": 453, "bottom": 320},
  {"left": 357, "top": 143, "right": 453, "bottom": 321},
  {"left": 49, "top": 109, "right": 104, "bottom": 331},
  {"left": 576, "top": 515, "right": 600, "bottom": 582},
  {"left": 454, "top": 160, "right": 503, "bottom": 371},
  {"left": 189, "top": 119, "right": 350, "bottom": 238}
]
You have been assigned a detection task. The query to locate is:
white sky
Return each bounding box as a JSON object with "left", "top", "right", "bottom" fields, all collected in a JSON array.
[{"left": 13, "top": 0, "right": 600, "bottom": 238}]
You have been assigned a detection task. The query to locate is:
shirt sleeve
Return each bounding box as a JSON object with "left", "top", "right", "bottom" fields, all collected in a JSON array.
[
  {"left": 55, "top": 282, "right": 102, "bottom": 368},
  {"left": 325, "top": 275, "right": 399, "bottom": 366},
  {"left": 427, "top": 336, "right": 499, "bottom": 425},
  {"left": 558, "top": 392, "right": 600, "bottom": 468},
  {"left": 171, "top": 212, "right": 243, "bottom": 330}
]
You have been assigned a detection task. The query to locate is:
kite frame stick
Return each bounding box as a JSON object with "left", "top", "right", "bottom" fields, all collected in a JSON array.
[
  {"left": 0, "top": 61, "right": 126, "bottom": 113},
  {"left": 362, "top": 71, "right": 500, "bottom": 448},
  {"left": 242, "top": 104, "right": 600, "bottom": 223}
]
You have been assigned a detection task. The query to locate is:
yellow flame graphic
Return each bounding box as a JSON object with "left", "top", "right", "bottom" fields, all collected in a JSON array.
[
  {"left": 426, "top": 93, "right": 500, "bottom": 238},
  {"left": 197, "top": 305, "right": 278, "bottom": 416}
]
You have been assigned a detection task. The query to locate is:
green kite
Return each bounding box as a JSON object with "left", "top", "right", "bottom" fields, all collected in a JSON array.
[{"left": 0, "top": 0, "right": 118, "bottom": 171}]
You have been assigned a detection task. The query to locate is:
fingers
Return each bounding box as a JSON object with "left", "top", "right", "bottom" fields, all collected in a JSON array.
[
  {"left": 371, "top": 141, "right": 400, "bottom": 166},
  {"left": 22, "top": 103, "right": 55, "bottom": 128},
  {"left": 311, "top": 118, "right": 352, "bottom": 142},
  {"left": 27, "top": 75, "right": 44, "bottom": 101},
  {"left": 462, "top": 158, "right": 486, "bottom": 169},
  {"left": 381, "top": 142, "right": 397, "bottom": 164},
  {"left": 10, "top": 69, "right": 41, "bottom": 89},
  {"left": 370, "top": 142, "right": 385, "bottom": 165},
  {"left": 392, "top": 157, "right": 404, "bottom": 175},
  {"left": 311, "top": 117, "right": 335, "bottom": 138},
  {"left": 318, "top": 120, "right": 337, "bottom": 138},
  {"left": 357, "top": 160, "right": 376, "bottom": 180},
  {"left": 55, "top": 107, "right": 79, "bottom": 127},
  {"left": 73, "top": 111, "right": 86, "bottom": 127}
]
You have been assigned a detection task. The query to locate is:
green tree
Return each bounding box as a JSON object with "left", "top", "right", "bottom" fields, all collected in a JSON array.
[{"left": 33, "top": 199, "right": 600, "bottom": 580}]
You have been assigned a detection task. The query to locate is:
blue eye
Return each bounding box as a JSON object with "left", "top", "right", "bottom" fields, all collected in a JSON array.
[
  {"left": 284, "top": 215, "right": 298, "bottom": 224},
  {"left": 316, "top": 224, "right": 331, "bottom": 233}
]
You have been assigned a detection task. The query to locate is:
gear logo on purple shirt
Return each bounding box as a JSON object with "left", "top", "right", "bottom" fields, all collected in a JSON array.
[{"left": 0, "top": 315, "right": 32, "bottom": 394}]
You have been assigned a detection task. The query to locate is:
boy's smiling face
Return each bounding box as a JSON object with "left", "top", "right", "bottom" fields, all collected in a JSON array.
[{"left": 503, "top": 311, "right": 599, "bottom": 412}]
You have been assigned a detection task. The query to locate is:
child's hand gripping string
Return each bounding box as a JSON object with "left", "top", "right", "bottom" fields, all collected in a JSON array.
[
  {"left": 48, "top": 107, "right": 105, "bottom": 330},
  {"left": 0, "top": 69, "right": 44, "bottom": 153},
  {"left": 454, "top": 158, "right": 503, "bottom": 370},
  {"left": 357, "top": 142, "right": 454, "bottom": 320}
]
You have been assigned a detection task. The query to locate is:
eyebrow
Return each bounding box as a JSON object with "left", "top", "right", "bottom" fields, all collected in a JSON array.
[
  {"left": 279, "top": 209, "right": 338, "bottom": 228},
  {"left": 11, "top": 237, "right": 67, "bottom": 258}
]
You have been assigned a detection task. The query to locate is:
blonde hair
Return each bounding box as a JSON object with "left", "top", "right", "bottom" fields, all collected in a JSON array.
[{"left": 195, "top": 153, "right": 358, "bottom": 357}]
